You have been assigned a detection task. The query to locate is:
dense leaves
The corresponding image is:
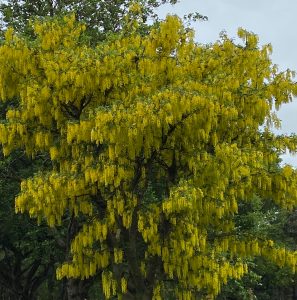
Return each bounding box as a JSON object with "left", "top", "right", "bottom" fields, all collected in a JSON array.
[
  {"left": 0, "top": 0, "right": 178, "bottom": 41},
  {"left": 219, "top": 197, "right": 297, "bottom": 299},
  {"left": 0, "top": 149, "right": 60, "bottom": 300}
]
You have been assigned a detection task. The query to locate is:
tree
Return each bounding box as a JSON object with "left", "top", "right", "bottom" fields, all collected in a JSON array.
[
  {"left": 0, "top": 0, "right": 178, "bottom": 40},
  {"left": 0, "top": 1, "right": 179, "bottom": 299},
  {"left": 1, "top": 12, "right": 297, "bottom": 299},
  {"left": 218, "top": 196, "right": 297, "bottom": 300},
  {"left": 0, "top": 149, "right": 62, "bottom": 300}
]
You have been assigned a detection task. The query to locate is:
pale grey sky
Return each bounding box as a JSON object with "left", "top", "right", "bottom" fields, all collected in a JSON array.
[{"left": 158, "top": 0, "right": 297, "bottom": 165}]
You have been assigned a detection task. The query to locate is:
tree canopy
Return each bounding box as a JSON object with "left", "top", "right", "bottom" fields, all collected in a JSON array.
[
  {"left": 1, "top": 10, "right": 297, "bottom": 299},
  {"left": 0, "top": 1, "right": 180, "bottom": 299},
  {"left": 0, "top": 0, "right": 178, "bottom": 40}
]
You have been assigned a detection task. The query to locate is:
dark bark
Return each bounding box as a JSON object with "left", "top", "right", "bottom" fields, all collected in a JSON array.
[
  {"left": 294, "top": 283, "right": 297, "bottom": 300},
  {"left": 65, "top": 215, "right": 91, "bottom": 300},
  {"left": 66, "top": 279, "right": 89, "bottom": 300},
  {"left": 122, "top": 290, "right": 152, "bottom": 300},
  {"left": 122, "top": 209, "right": 154, "bottom": 300}
]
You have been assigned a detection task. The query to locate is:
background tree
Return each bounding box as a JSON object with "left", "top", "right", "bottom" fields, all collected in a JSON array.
[
  {"left": 0, "top": 149, "right": 63, "bottom": 300},
  {"left": 218, "top": 196, "right": 297, "bottom": 300},
  {"left": 0, "top": 0, "right": 178, "bottom": 41}
]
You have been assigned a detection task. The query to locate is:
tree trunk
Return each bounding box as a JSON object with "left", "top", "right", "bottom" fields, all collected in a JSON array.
[
  {"left": 66, "top": 279, "right": 88, "bottom": 300},
  {"left": 122, "top": 289, "right": 152, "bottom": 300},
  {"left": 66, "top": 278, "right": 79, "bottom": 300},
  {"left": 293, "top": 282, "right": 297, "bottom": 300},
  {"left": 65, "top": 217, "right": 89, "bottom": 300}
]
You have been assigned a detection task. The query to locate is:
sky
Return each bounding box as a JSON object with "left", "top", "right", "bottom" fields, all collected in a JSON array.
[{"left": 157, "top": 0, "right": 297, "bottom": 165}]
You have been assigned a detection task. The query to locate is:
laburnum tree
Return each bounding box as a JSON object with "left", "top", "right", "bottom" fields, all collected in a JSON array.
[
  {"left": 0, "top": 1, "right": 181, "bottom": 299},
  {"left": 0, "top": 1, "right": 180, "bottom": 299},
  {"left": 1, "top": 8, "right": 297, "bottom": 299}
]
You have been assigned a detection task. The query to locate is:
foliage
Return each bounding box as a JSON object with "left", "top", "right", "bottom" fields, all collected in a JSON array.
[
  {"left": 1, "top": 13, "right": 297, "bottom": 299},
  {"left": 218, "top": 197, "right": 297, "bottom": 299},
  {"left": 0, "top": 0, "right": 178, "bottom": 41},
  {"left": 0, "top": 149, "right": 62, "bottom": 300},
  {"left": 0, "top": 1, "right": 179, "bottom": 299}
]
